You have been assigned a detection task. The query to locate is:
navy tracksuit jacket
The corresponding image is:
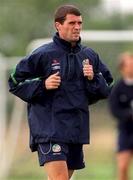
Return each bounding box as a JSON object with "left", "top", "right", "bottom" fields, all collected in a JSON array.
[
  {"left": 109, "top": 80, "right": 133, "bottom": 151},
  {"left": 9, "top": 33, "right": 113, "bottom": 151},
  {"left": 109, "top": 80, "right": 133, "bottom": 130}
]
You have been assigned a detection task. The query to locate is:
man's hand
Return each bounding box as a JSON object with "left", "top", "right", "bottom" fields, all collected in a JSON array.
[
  {"left": 83, "top": 59, "right": 94, "bottom": 80},
  {"left": 45, "top": 72, "right": 61, "bottom": 90}
]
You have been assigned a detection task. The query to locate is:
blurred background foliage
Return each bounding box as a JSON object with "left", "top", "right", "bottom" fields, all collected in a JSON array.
[{"left": 0, "top": 0, "right": 133, "bottom": 56}]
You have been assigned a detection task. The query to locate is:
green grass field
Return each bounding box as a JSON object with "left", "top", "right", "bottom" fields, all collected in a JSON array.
[
  {"left": 8, "top": 146, "right": 115, "bottom": 180},
  {"left": 7, "top": 103, "right": 133, "bottom": 180},
  {"left": 8, "top": 140, "right": 133, "bottom": 180}
]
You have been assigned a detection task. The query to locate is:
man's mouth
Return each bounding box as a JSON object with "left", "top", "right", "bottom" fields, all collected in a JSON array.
[{"left": 73, "top": 32, "right": 80, "bottom": 36}]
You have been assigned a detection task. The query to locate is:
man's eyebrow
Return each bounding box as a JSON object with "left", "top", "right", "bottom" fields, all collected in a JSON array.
[{"left": 68, "top": 20, "right": 82, "bottom": 23}]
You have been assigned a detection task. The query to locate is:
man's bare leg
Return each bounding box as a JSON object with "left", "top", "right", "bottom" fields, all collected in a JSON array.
[
  {"left": 47, "top": 169, "right": 74, "bottom": 180},
  {"left": 117, "top": 150, "right": 132, "bottom": 180},
  {"left": 45, "top": 160, "right": 69, "bottom": 180},
  {"left": 68, "top": 170, "right": 74, "bottom": 179}
]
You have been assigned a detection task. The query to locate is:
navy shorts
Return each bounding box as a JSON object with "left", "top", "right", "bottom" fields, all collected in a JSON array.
[
  {"left": 37, "top": 142, "right": 85, "bottom": 170},
  {"left": 117, "top": 131, "right": 133, "bottom": 152}
]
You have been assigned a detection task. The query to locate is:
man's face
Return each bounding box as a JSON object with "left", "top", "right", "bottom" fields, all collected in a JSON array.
[
  {"left": 55, "top": 14, "right": 82, "bottom": 43},
  {"left": 121, "top": 57, "right": 133, "bottom": 79}
]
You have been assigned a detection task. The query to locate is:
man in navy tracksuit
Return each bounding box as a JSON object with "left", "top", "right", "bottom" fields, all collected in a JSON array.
[
  {"left": 109, "top": 53, "right": 133, "bottom": 180},
  {"left": 9, "top": 5, "right": 113, "bottom": 180}
]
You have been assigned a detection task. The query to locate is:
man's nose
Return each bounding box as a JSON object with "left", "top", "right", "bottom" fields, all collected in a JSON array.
[{"left": 74, "top": 23, "right": 81, "bottom": 30}]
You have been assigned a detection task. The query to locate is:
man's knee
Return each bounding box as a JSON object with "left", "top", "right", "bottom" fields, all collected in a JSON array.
[
  {"left": 117, "top": 151, "right": 132, "bottom": 173},
  {"left": 68, "top": 169, "right": 74, "bottom": 179},
  {"left": 49, "top": 171, "right": 68, "bottom": 180},
  {"left": 117, "top": 158, "right": 129, "bottom": 173},
  {"left": 45, "top": 161, "right": 69, "bottom": 180},
  {"left": 118, "top": 162, "right": 128, "bottom": 173}
]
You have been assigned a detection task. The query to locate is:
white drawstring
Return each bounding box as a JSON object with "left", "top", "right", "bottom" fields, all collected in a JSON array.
[{"left": 39, "top": 142, "right": 52, "bottom": 155}]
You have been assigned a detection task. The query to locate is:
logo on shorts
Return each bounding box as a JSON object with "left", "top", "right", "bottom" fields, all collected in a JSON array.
[{"left": 52, "top": 144, "right": 61, "bottom": 153}]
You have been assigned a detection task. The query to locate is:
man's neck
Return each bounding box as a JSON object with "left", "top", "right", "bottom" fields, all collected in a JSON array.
[
  {"left": 123, "top": 78, "right": 133, "bottom": 85},
  {"left": 71, "top": 42, "right": 76, "bottom": 47},
  {"left": 58, "top": 33, "right": 77, "bottom": 47}
]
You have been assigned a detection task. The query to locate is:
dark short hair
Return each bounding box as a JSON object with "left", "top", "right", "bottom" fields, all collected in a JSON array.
[{"left": 54, "top": 5, "right": 81, "bottom": 24}]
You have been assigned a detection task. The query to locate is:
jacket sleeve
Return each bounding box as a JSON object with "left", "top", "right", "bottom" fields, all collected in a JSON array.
[
  {"left": 84, "top": 47, "right": 114, "bottom": 86},
  {"left": 85, "top": 50, "right": 113, "bottom": 105},
  {"left": 95, "top": 53, "right": 113, "bottom": 86},
  {"left": 109, "top": 85, "right": 132, "bottom": 121},
  {"left": 86, "top": 73, "right": 111, "bottom": 104},
  {"left": 8, "top": 51, "right": 47, "bottom": 103}
]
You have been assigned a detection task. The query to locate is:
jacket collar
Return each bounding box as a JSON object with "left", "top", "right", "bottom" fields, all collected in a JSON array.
[{"left": 53, "top": 32, "right": 81, "bottom": 53}]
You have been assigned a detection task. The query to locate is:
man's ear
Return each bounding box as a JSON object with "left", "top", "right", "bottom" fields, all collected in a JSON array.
[{"left": 55, "top": 22, "right": 61, "bottom": 31}]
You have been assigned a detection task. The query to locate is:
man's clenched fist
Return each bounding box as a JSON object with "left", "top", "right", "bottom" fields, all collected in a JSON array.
[
  {"left": 83, "top": 59, "right": 94, "bottom": 80},
  {"left": 45, "top": 72, "right": 61, "bottom": 90}
]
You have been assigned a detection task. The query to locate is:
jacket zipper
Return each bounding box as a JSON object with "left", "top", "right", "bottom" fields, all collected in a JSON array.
[{"left": 67, "top": 48, "right": 74, "bottom": 80}]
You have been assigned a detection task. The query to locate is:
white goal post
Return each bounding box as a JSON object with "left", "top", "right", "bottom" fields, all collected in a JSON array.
[{"left": 27, "top": 30, "right": 133, "bottom": 53}]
